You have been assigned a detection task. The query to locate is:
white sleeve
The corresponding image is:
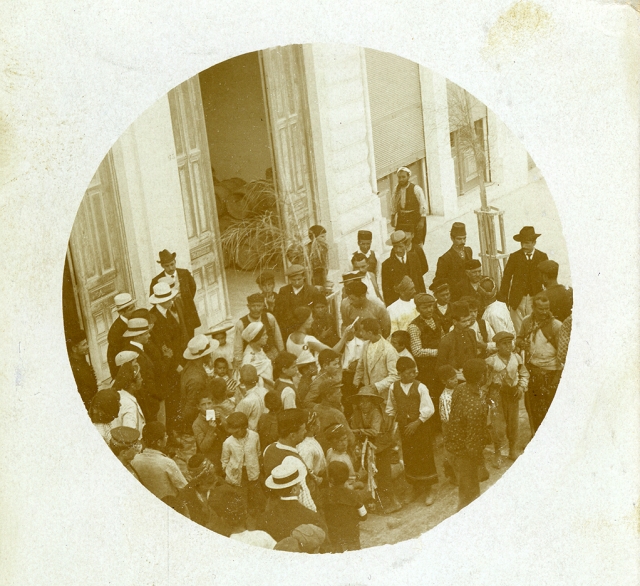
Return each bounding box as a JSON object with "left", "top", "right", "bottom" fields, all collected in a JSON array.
[
  {"left": 418, "top": 383, "right": 435, "bottom": 422},
  {"left": 281, "top": 386, "right": 297, "bottom": 410}
]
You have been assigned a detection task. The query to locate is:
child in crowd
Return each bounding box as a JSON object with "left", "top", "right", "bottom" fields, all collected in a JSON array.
[
  {"left": 221, "top": 412, "right": 265, "bottom": 517},
  {"left": 485, "top": 331, "right": 530, "bottom": 463},
  {"left": 213, "top": 357, "right": 242, "bottom": 403},
  {"left": 309, "top": 297, "right": 340, "bottom": 347},
  {"left": 257, "top": 390, "right": 282, "bottom": 450},
  {"left": 325, "top": 423, "right": 363, "bottom": 488},
  {"left": 295, "top": 350, "right": 318, "bottom": 407},
  {"left": 390, "top": 330, "right": 413, "bottom": 359},
  {"left": 437, "top": 364, "right": 459, "bottom": 484},
  {"left": 460, "top": 295, "right": 496, "bottom": 351},
  {"left": 323, "top": 460, "right": 368, "bottom": 552},
  {"left": 296, "top": 411, "right": 327, "bottom": 488},
  {"left": 273, "top": 351, "right": 299, "bottom": 409},
  {"left": 387, "top": 356, "right": 438, "bottom": 506},
  {"left": 192, "top": 390, "right": 225, "bottom": 471},
  {"left": 208, "top": 323, "right": 235, "bottom": 372}
]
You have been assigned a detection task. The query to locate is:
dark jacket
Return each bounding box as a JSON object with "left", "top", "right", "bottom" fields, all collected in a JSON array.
[
  {"left": 259, "top": 497, "right": 327, "bottom": 543},
  {"left": 435, "top": 246, "right": 473, "bottom": 288},
  {"left": 121, "top": 341, "right": 162, "bottom": 421},
  {"left": 106, "top": 316, "right": 129, "bottom": 379},
  {"left": 274, "top": 283, "right": 324, "bottom": 341},
  {"left": 498, "top": 249, "right": 549, "bottom": 310},
  {"left": 180, "top": 360, "right": 209, "bottom": 427},
  {"left": 150, "top": 268, "right": 201, "bottom": 338},
  {"left": 69, "top": 353, "right": 98, "bottom": 410},
  {"left": 381, "top": 252, "right": 426, "bottom": 307},
  {"left": 452, "top": 276, "right": 486, "bottom": 316},
  {"left": 544, "top": 284, "right": 573, "bottom": 322}
]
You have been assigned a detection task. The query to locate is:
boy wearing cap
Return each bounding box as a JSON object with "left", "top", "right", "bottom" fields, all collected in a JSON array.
[
  {"left": 260, "top": 456, "right": 327, "bottom": 543},
  {"left": 498, "top": 226, "right": 549, "bottom": 333},
  {"left": 149, "top": 249, "right": 201, "bottom": 339},
  {"left": 313, "top": 381, "right": 356, "bottom": 454},
  {"left": 429, "top": 278, "right": 453, "bottom": 332},
  {"left": 303, "top": 349, "right": 342, "bottom": 409},
  {"left": 274, "top": 265, "right": 325, "bottom": 342},
  {"left": 381, "top": 230, "right": 427, "bottom": 307},
  {"left": 295, "top": 351, "right": 318, "bottom": 406},
  {"left": 435, "top": 223, "right": 474, "bottom": 288},
  {"left": 107, "top": 292, "right": 136, "bottom": 378},
  {"left": 486, "top": 331, "right": 530, "bottom": 462},
  {"left": 233, "top": 293, "right": 284, "bottom": 369}
]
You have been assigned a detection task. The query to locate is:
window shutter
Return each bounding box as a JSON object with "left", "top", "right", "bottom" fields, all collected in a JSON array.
[{"left": 365, "top": 49, "right": 426, "bottom": 179}]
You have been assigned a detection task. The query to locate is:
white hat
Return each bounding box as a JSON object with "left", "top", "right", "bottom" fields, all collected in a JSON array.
[
  {"left": 295, "top": 348, "right": 316, "bottom": 366},
  {"left": 114, "top": 293, "right": 135, "bottom": 310},
  {"left": 242, "top": 322, "right": 265, "bottom": 344},
  {"left": 149, "top": 282, "right": 178, "bottom": 305},
  {"left": 158, "top": 275, "right": 176, "bottom": 288},
  {"left": 122, "top": 318, "right": 150, "bottom": 338},
  {"left": 265, "top": 456, "right": 307, "bottom": 490},
  {"left": 115, "top": 351, "right": 138, "bottom": 367},
  {"left": 183, "top": 334, "right": 218, "bottom": 360}
]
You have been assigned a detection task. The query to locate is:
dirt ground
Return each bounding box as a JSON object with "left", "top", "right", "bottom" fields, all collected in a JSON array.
[{"left": 360, "top": 400, "right": 533, "bottom": 549}]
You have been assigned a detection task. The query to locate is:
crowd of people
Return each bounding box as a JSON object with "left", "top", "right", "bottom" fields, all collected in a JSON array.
[{"left": 67, "top": 168, "right": 573, "bottom": 552}]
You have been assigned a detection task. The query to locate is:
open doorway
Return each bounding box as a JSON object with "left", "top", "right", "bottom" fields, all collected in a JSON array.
[{"left": 199, "top": 51, "right": 284, "bottom": 321}]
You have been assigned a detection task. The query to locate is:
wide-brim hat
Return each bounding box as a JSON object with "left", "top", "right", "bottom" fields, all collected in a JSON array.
[
  {"left": 114, "top": 293, "right": 135, "bottom": 310},
  {"left": 265, "top": 456, "right": 307, "bottom": 490},
  {"left": 348, "top": 386, "right": 384, "bottom": 405},
  {"left": 122, "top": 318, "right": 150, "bottom": 338},
  {"left": 206, "top": 321, "right": 234, "bottom": 337},
  {"left": 149, "top": 282, "right": 179, "bottom": 304},
  {"left": 157, "top": 249, "right": 176, "bottom": 264},
  {"left": 386, "top": 230, "right": 408, "bottom": 246},
  {"left": 115, "top": 350, "right": 139, "bottom": 367},
  {"left": 286, "top": 264, "right": 306, "bottom": 277},
  {"left": 513, "top": 226, "right": 541, "bottom": 242},
  {"left": 183, "top": 334, "right": 218, "bottom": 360}
]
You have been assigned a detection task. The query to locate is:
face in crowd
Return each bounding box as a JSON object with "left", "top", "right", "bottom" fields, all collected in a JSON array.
[{"left": 161, "top": 259, "right": 177, "bottom": 276}]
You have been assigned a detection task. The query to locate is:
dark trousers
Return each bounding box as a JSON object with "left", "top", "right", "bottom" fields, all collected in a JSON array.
[
  {"left": 453, "top": 454, "right": 481, "bottom": 511},
  {"left": 525, "top": 366, "right": 561, "bottom": 434},
  {"left": 341, "top": 369, "right": 358, "bottom": 420},
  {"left": 500, "top": 387, "right": 520, "bottom": 453}
]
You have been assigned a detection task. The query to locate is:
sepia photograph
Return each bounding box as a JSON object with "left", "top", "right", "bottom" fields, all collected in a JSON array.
[
  {"left": 2, "top": 1, "right": 638, "bottom": 584},
  {"left": 65, "top": 44, "right": 572, "bottom": 551}
]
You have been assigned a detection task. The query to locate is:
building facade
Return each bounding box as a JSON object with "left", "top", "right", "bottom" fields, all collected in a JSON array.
[{"left": 63, "top": 44, "right": 531, "bottom": 383}]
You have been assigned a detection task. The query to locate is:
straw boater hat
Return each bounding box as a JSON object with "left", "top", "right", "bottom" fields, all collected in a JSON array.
[
  {"left": 122, "top": 318, "right": 150, "bottom": 338},
  {"left": 114, "top": 293, "right": 135, "bottom": 311},
  {"left": 386, "top": 230, "right": 408, "bottom": 247},
  {"left": 265, "top": 456, "right": 307, "bottom": 490},
  {"left": 513, "top": 226, "right": 541, "bottom": 242},
  {"left": 340, "top": 271, "right": 362, "bottom": 284},
  {"left": 348, "top": 386, "right": 385, "bottom": 405},
  {"left": 115, "top": 350, "right": 138, "bottom": 367},
  {"left": 206, "top": 321, "right": 234, "bottom": 337},
  {"left": 183, "top": 334, "right": 218, "bottom": 360},
  {"left": 242, "top": 322, "right": 265, "bottom": 344},
  {"left": 286, "top": 264, "right": 305, "bottom": 277},
  {"left": 149, "top": 282, "right": 178, "bottom": 305}
]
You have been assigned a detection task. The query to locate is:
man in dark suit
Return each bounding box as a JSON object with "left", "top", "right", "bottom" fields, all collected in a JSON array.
[
  {"left": 150, "top": 249, "right": 201, "bottom": 341},
  {"left": 273, "top": 264, "right": 324, "bottom": 342},
  {"left": 66, "top": 330, "right": 98, "bottom": 411},
  {"left": 380, "top": 230, "right": 426, "bottom": 307},
  {"left": 498, "top": 226, "right": 549, "bottom": 333},
  {"left": 149, "top": 281, "right": 183, "bottom": 436},
  {"left": 106, "top": 292, "right": 137, "bottom": 379},
  {"left": 452, "top": 259, "right": 486, "bottom": 316},
  {"left": 435, "top": 222, "right": 474, "bottom": 287},
  {"left": 121, "top": 317, "right": 163, "bottom": 422}
]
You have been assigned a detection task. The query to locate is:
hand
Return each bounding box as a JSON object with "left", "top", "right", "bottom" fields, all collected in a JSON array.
[
  {"left": 162, "top": 345, "right": 173, "bottom": 359},
  {"left": 405, "top": 419, "right": 421, "bottom": 437},
  {"left": 515, "top": 387, "right": 525, "bottom": 400},
  {"left": 207, "top": 418, "right": 217, "bottom": 428}
]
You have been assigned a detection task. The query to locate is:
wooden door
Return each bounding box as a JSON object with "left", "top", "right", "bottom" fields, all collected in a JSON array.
[
  {"left": 68, "top": 154, "right": 132, "bottom": 383},
  {"left": 261, "top": 46, "right": 317, "bottom": 241},
  {"left": 168, "top": 77, "right": 229, "bottom": 330}
]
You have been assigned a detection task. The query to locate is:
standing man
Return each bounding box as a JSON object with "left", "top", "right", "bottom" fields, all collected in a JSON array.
[
  {"left": 353, "top": 318, "right": 399, "bottom": 399},
  {"left": 340, "top": 280, "right": 391, "bottom": 339},
  {"left": 233, "top": 293, "right": 284, "bottom": 369},
  {"left": 66, "top": 330, "right": 98, "bottom": 411},
  {"left": 150, "top": 249, "right": 201, "bottom": 342},
  {"left": 107, "top": 292, "right": 136, "bottom": 379},
  {"left": 180, "top": 334, "right": 218, "bottom": 429},
  {"left": 435, "top": 222, "right": 473, "bottom": 287},
  {"left": 274, "top": 265, "right": 324, "bottom": 342},
  {"left": 516, "top": 293, "right": 563, "bottom": 435},
  {"left": 538, "top": 260, "right": 573, "bottom": 322},
  {"left": 498, "top": 226, "right": 549, "bottom": 333},
  {"left": 391, "top": 167, "right": 428, "bottom": 245},
  {"left": 350, "top": 253, "right": 383, "bottom": 302},
  {"left": 381, "top": 230, "right": 426, "bottom": 307},
  {"left": 452, "top": 259, "right": 485, "bottom": 316}
]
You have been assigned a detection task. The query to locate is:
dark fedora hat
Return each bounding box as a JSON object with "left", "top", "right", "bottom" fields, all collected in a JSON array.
[
  {"left": 157, "top": 249, "right": 177, "bottom": 264},
  {"left": 513, "top": 226, "right": 541, "bottom": 242}
]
